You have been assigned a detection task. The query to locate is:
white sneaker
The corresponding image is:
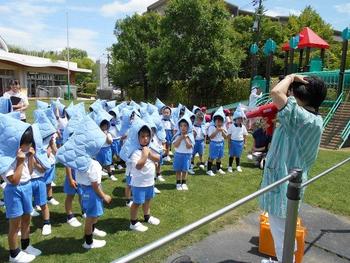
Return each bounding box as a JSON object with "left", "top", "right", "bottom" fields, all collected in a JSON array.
[
  {"left": 0, "top": 199, "right": 4, "bottom": 206},
  {"left": 227, "top": 167, "right": 233, "bottom": 173},
  {"left": 51, "top": 182, "right": 56, "bottom": 187},
  {"left": 199, "top": 164, "right": 205, "bottom": 170},
  {"left": 206, "top": 170, "right": 215, "bottom": 177},
  {"left": 48, "top": 198, "right": 59, "bottom": 206},
  {"left": 218, "top": 169, "right": 226, "bottom": 175},
  {"left": 93, "top": 228, "right": 107, "bottom": 237},
  {"left": 130, "top": 222, "right": 148, "bottom": 232},
  {"left": 82, "top": 213, "right": 87, "bottom": 218},
  {"left": 147, "top": 216, "right": 160, "bottom": 225},
  {"left": 176, "top": 184, "right": 183, "bottom": 190},
  {"left": 165, "top": 156, "right": 171, "bottom": 162},
  {"left": 169, "top": 151, "right": 173, "bottom": 156},
  {"left": 181, "top": 184, "right": 188, "bottom": 191},
  {"left": 154, "top": 187, "right": 161, "bottom": 194},
  {"left": 1, "top": 181, "right": 7, "bottom": 189},
  {"left": 35, "top": 205, "right": 41, "bottom": 211},
  {"left": 18, "top": 230, "right": 21, "bottom": 236},
  {"left": 109, "top": 175, "right": 118, "bottom": 181},
  {"left": 110, "top": 166, "right": 115, "bottom": 171},
  {"left": 30, "top": 210, "right": 40, "bottom": 217},
  {"left": 24, "top": 245, "right": 42, "bottom": 256},
  {"left": 117, "top": 164, "right": 124, "bottom": 170},
  {"left": 247, "top": 154, "right": 253, "bottom": 160},
  {"left": 237, "top": 166, "right": 242, "bottom": 172},
  {"left": 126, "top": 200, "right": 133, "bottom": 207},
  {"left": 157, "top": 175, "right": 165, "bottom": 182},
  {"left": 82, "top": 239, "right": 106, "bottom": 249},
  {"left": 42, "top": 224, "right": 51, "bottom": 236},
  {"left": 67, "top": 217, "right": 82, "bottom": 227},
  {"left": 188, "top": 169, "right": 195, "bottom": 175},
  {"left": 9, "top": 251, "right": 35, "bottom": 263},
  {"left": 101, "top": 170, "right": 108, "bottom": 177},
  {"left": 261, "top": 258, "right": 278, "bottom": 263}
]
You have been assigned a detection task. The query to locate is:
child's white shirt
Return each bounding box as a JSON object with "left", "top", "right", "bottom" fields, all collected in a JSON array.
[
  {"left": 193, "top": 125, "right": 206, "bottom": 140},
  {"left": 102, "top": 132, "right": 113, "bottom": 147},
  {"left": 109, "top": 125, "right": 119, "bottom": 139},
  {"left": 162, "top": 118, "right": 174, "bottom": 130},
  {"left": 31, "top": 167, "right": 45, "bottom": 179},
  {"left": 2, "top": 158, "right": 31, "bottom": 184},
  {"left": 3, "top": 90, "right": 29, "bottom": 120},
  {"left": 172, "top": 135, "right": 193, "bottom": 154},
  {"left": 208, "top": 125, "right": 227, "bottom": 142},
  {"left": 130, "top": 149, "right": 155, "bottom": 187},
  {"left": 57, "top": 117, "right": 68, "bottom": 130},
  {"left": 76, "top": 159, "right": 102, "bottom": 186},
  {"left": 228, "top": 124, "right": 248, "bottom": 141}
]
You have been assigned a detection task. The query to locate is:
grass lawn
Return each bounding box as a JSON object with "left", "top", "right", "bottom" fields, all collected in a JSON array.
[{"left": 0, "top": 99, "right": 349, "bottom": 262}]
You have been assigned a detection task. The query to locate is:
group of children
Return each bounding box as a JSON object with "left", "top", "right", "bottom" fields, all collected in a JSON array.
[{"left": 0, "top": 95, "right": 267, "bottom": 262}]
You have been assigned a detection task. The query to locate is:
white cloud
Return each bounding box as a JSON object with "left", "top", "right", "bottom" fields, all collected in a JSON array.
[
  {"left": 335, "top": 3, "right": 350, "bottom": 15},
  {"left": 68, "top": 5, "right": 96, "bottom": 12},
  {"left": 100, "top": 0, "right": 155, "bottom": 17},
  {"left": 265, "top": 7, "right": 301, "bottom": 17},
  {"left": 0, "top": 5, "right": 11, "bottom": 13}
]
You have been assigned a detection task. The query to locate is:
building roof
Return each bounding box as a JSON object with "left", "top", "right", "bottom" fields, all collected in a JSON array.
[{"left": 0, "top": 49, "right": 91, "bottom": 73}]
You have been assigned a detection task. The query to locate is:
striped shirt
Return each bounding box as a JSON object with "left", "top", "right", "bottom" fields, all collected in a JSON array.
[{"left": 260, "top": 96, "right": 323, "bottom": 218}]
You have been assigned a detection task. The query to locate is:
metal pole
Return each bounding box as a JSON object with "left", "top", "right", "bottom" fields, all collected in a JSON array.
[
  {"left": 338, "top": 39, "right": 348, "bottom": 97},
  {"left": 288, "top": 48, "right": 295, "bottom": 74},
  {"left": 298, "top": 49, "right": 304, "bottom": 72},
  {"left": 66, "top": 11, "right": 71, "bottom": 100},
  {"left": 265, "top": 53, "right": 273, "bottom": 92},
  {"left": 282, "top": 169, "right": 303, "bottom": 263},
  {"left": 112, "top": 173, "right": 295, "bottom": 263}
]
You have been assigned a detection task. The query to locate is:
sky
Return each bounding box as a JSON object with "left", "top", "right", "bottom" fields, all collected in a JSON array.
[{"left": 0, "top": 0, "right": 349, "bottom": 61}]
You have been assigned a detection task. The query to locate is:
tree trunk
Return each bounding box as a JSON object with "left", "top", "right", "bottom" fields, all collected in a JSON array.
[{"left": 143, "top": 75, "right": 148, "bottom": 100}]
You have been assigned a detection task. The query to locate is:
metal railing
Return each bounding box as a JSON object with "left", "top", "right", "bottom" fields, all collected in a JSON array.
[
  {"left": 256, "top": 92, "right": 271, "bottom": 106},
  {"left": 112, "top": 157, "right": 350, "bottom": 263},
  {"left": 322, "top": 91, "right": 344, "bottom": 129},
  {"left": 340, "top": 120, "right": 350, "bottom": 149}
]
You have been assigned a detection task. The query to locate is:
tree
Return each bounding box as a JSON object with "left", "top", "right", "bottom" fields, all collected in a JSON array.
[
  {"left": 148, "top": 0, "right": 245, "bottom": 106},
  {"left": 111, "top": 12, "right": 162, "bottom": 100}
]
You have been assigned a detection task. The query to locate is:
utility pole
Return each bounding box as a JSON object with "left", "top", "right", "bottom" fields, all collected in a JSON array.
[{"left": 66, "top": 11, "right": 71, "bottom": 100}]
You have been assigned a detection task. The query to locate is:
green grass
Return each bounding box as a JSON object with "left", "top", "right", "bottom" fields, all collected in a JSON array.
[{"left": 0, "top": 99, "right": 349, "bottom": 262}]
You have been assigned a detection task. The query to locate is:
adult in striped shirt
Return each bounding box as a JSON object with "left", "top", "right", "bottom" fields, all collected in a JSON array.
[{"left": 260, "top": 74, "right": 327, "bottom": 263}]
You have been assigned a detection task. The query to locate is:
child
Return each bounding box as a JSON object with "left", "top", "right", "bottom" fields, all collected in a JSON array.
[
  {"left": 0, "top": 115, "right": 41, "bottom": 262},
  {"left": 57, "top": 115, "right": 112, "bottom": 249},
  {"left": 108, "top": 107, "right": 122, "bottom": 172},
  {"left": 3, "top": 79, "right": 29, "bottom": 122},
  {"left": 207, "top": 107, "right": 227, "bottom": 176},
  {"left": 189, "top": 111, "right": 206, "bottom": 174},
  {"left": 95, "top": 112, "right": 116, "bottom": 181},
  {"left": 120, "top": 119, "right": 161, "bottom": 232},
  {"left": 30, "top": 124, "right": 53, "bottom": 236},
  {"left": 172, "top": 115, "right": 194, "bottom": 190},
  {"left": 227, "top": 110, "right": 248, "bottom": 173},
  {"left": 161, "top": 106, "right": 175, "bottom": 162}
]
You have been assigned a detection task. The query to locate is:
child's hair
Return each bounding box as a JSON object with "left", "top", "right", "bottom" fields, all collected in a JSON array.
[
  {"left": 290, "top": 76, "right": 327, "bottom": 112},
  {"left": 100, "top": 120, "right": 110, "bottom": 128},
  {"left": 213, "top": 115, "right": 224, "bottom": 122},
  {"left": 179, "top": 119, "right": 189, "bottom": 127},
  {"left": 89, "top": 107, "right": 93, "bottom": 112},
  {"left": 20, "top": 127, "right": 34, "bottom": 146},
  {"left": 9, "top": 79, "right": 20, "bottom": 86},
  {"left": 138, "top": 125, "right": 151, "bottom": 137},
  {"left": 196, "top": 111, "right": 204, "bottom": 120},
  {"left": 109, "top": 111, "right": 116, "bottom": 118}
]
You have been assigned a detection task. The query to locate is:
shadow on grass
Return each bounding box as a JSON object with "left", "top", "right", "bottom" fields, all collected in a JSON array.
[
  {"left": 97, "top": 217, "right": 131, "bottom": 234},
  {"left": 30, "top": 211, "right": 70, "bottom": 233},
  {"left": 157, "top": 183, "right": 176, "bottom": 191},
  {"left": 0, "top": 246, "right": 8, "bottom": 262},
  {"left": 34, "top": 236, "right": 85, "bottom": 256}
]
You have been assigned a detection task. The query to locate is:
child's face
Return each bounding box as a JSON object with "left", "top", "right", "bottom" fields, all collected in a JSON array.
[
  {"left": 139, "top": 131, "right": 150, "bottom": 146},
  {"left": 235, "top": 117, "right": 243, "bottom": 124},
  {"left": 180, "top": 122, "right": 188, "bottom": 134},
  {"left": 190, "top": 116, "right": 195, "bottom": 124},
  {"left": 163, "top": 108, "right": 171, "bottom": 118},
  {"left": 215, "top": 118, "right": 223, "bottom": 127},
  {"left": 196, "top": 118, "right": 203, "bottom": 125},
  {"left": 11, "top": 83, "right": 20, "bottom": 93},
  {"left": 101, "top": 123, "right": 109, "bottom": 132}
]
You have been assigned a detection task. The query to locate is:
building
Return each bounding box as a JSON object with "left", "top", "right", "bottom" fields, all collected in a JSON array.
[{"left": 0, "top": 35, "right": 91, "bottom": 97}]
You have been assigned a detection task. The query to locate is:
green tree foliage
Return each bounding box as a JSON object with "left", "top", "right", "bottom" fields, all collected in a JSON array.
[
  {"left": 148, "top": 0, "right": 245, "bottom": 106},
  {"left": 111, "top": 12, "right": 162, "bottom": 100}
]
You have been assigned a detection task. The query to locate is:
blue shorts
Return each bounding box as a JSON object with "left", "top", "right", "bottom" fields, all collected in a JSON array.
[
  {"left": 173, "top": 152, "right": 192, "bottom": 172},
  {"left": 193, "top": 139, "right": 205, "bottom": 156},
  {"left": 31, "top": 178, "right": 47, "bottom": 206},
  {"left": 111, "top": 139, "right": 121, "bottom": 156},
  {"left": 209, "top": 141, "right": 225, "bottom": 160},
  {"left": 64, "top": 170, "right": 82, "bottom": 196},
  {"left": 131, "top": 186, "right": 155, "bottom": 205},
  {"left": 4, "top": 181, "right": 33, "bottom": 219},
  {"left": 81, "top": 185, "right": 103, "bottom": 218},
  {"left": 96, "top": 146, "right": 112, "bottom": 166},
  {"left": 165, "top": 129, "right": 173, "bottom": 146},
  {"left": 229, "top": 140, "right": 244, "bottom": 157},
  {"left": 56, "top": 128, "right": 64, "bottom": 146},
  {"left": 125, "top": 175, "right": 132, "bottom": 187},
  {"left": 44, "top": 165, "right": 56, "bottom": 185}
]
